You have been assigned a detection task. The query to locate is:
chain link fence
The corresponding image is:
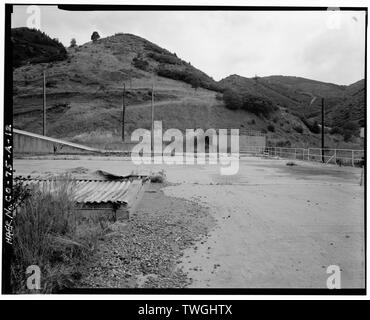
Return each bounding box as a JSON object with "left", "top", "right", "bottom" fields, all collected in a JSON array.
[{"left": 240, "top": 146, "right": 365, "bottom": 167}]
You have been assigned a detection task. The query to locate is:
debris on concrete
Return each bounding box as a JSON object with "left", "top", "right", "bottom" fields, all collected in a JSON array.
[
  {"left": 78, "top": 183, "right": 216, "bottom": 288},
  {"left": 286, "top": 161, "right": 298, "bottom": 166},
  {"left": 149, "top": 169, "right": 166, "bottom": 183}
]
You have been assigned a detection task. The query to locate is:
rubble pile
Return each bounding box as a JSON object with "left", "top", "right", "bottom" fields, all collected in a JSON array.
[{"left": 80, "top": 184, "right": 215, "bottom": 288}]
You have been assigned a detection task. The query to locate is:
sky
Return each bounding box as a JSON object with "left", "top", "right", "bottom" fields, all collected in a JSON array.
[{"left": 11, "top": 5, "right": 366, "bottom": 85}]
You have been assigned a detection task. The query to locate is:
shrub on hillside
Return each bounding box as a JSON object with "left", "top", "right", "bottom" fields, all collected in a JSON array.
[
  {"left": 46, "top": 80, "right": 57, "bottom": 88},
  {"left": 344, "top": 131, "right": 352, "bottom": 142},
  {"left": 267, "top": 124, "right": 275, "bottom": 132},
  {"left": 340, "top": 121, "right": 358, "bottom": 141},
  {"left": 343, "top": 121, "right": 358, "bottom": 133},
  {"left": 223, "top": 88, "right": 243, "bottom": 110},
  {"left": 215, "top": 93, "right": 223, "bottom": 101},
  {"left": 222, "top": 88, "right": 275, "bottom": 117},
  {"left": 310, "top": 121, "right": 320, "bottom": 134},
  {"left": 156, "top": 65, "right": 202, "bottom": 90},
  {"left": 132, "top": 56, "right": 149, "bottom": 71},
  {"left": 242, "top": 95, "right": 275, "bottom": 117},
  {"left": 144, "top": 43, "right": 167, "bottom": 55},
  {"left": 147, "top": 52, "right": 180, "bottom": 65},
  {"left": 301, "top": 117, "right": 320, "bottom": 134},
  {"left": 293, "top": 125, "right": 303, "bottom": 133},
  {"left": 330, "top": 126, "right": 343, "bottom": 135},
  {"left": 156, "top": 64, "right": 222, "bottom": 92},
  {"left": 276, "top": 139, "right": 291, "bottom": 147},
  {"left": 190, "top": 76, "right": 201, "bottom": 90},
  {"left": 156, "top": 65, "right": 183, "bottom": 81}
]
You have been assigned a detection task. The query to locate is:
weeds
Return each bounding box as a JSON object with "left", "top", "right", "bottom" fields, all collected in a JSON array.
[
  {"left": 150, "top": 170, "right": 166, "bottom": 183},
  {"left": 11, "top": 177, "right": 104, "bottom": 293}
]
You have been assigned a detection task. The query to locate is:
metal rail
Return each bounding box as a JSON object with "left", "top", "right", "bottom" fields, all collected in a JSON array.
[{"left": 239, "top": 146, "right": 364, "bottom": 167}]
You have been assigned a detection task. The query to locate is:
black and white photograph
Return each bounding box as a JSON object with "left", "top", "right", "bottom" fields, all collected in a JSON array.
[{"left": 1, "top": 2, "right": 367, "bottom": 296}]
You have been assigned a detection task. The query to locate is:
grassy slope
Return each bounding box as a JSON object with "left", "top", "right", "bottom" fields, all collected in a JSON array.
[
  {"left": 219, "top": 74, "right": 359, "bottom": 120},
  {"left": 13, "top": 32, "right": 363, "bottom": 150},
  {"left": 326, "top": 79, "right": 365, "bottom": 128},
  {"left": 219, "top": 74, "right": 365, "bottom": 148}
]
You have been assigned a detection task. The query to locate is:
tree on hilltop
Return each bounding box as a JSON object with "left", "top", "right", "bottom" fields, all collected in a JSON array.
[
  {"left": 70, "top": 38, "right": 77, "bottom": 47},
  {"left": 91, "top": 31, "right": 100, "bottom": 43}
]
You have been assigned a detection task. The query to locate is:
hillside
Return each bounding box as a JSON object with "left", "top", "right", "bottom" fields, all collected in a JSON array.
[
  {"left": 12, "top": 27, "right": 67, "bottom": 68},
  {"left": 326, "top": 79, "right": 365, "bottom": 129},
  {"left": 219, "top": 74, "right": 365, "bottom": 140},
  {"left": 13, "top": 28, "right": 364, "bottom": 150}
]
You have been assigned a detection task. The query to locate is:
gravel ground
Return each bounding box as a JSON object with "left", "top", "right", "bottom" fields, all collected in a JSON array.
[{"left": 79, "top": 182, "right": 216, "bottom": 288}]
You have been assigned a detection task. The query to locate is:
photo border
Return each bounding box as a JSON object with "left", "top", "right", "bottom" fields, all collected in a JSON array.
[{"left": 2, "top": 3, "right": 367, "bottom": 296}]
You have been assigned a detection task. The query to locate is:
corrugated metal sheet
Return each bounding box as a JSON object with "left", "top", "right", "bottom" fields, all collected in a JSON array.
[
  {"left": 72, "top": 180, "right": 143, "bottom": 204},
  {"left": 16, "top": 178, "right": 146, "bottom": 205},
  {"left": 16, "top": 170, "right": 148, "bottom": 182}
]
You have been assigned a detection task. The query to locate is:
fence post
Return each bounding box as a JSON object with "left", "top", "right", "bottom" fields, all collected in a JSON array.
[
  {"left": 307, "top": 149, "right": 310, "bottom": 161},
  {"left": 294, "top": 148, "right": 297, "bottom": 159},
  {"left": 334, "top": 149, "right": 336, "bottom": 164},
  {"left": 352, "top": 150, "right": 355, "bottom": 167}
]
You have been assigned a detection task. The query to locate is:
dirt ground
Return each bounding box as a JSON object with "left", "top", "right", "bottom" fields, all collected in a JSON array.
[
  {"left": 14, "top": 156, "right": 365, "bottom": 288},
  {"left": 78, "top": 182, "right": 215, "bottom": 288}
]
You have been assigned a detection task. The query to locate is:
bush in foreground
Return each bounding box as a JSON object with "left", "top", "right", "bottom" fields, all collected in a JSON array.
[{"left": 11, "top": 178, "right": 103, "bottom": 293}]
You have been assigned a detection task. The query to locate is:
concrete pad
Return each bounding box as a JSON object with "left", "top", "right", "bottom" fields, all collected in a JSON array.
[{"left": 14, "top": 156, "right": 365, "bottom": 288}]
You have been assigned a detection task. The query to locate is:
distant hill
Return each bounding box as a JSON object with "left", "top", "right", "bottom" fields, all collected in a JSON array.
[
  {"left": 326, "top": 79, "right": 365, "bottom": 129},
  {"left": 12, "top": 27, "right": 67, "bottom": 67},
  {"left": 219, "top": 74, "right": 365, "bottom": 135},
  {"left": 12, "top": 28, "right": 364, "bottom": 150}
]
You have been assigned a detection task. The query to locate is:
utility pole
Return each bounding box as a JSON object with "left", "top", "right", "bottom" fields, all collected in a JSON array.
[
  {"left": 321, "top": 97, "right": 325, "bottom": 163},
  {"left": 121, "top": 83, "right": 126, "bottom": 141},
  {"left": 151, "top": 82, "right": 155, "bottom": 155},
  {"left": 129, "top": 68, "right": 132, "bottom": 89},
  {"left": 43, "top": 71, "right": 46, "bottom": 136}
]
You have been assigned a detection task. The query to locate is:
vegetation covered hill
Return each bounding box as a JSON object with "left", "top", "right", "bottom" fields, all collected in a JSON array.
[
  {"left": 13, "top": 28, "right": 364, "bottom": 150},
  {"left": 220, "top": 74, "right": 364, "bottom": 143},
  {"left": 12, "top": 27, "right": 67, "bottom": 68},
  {"left": 327, "top": 79, "right": 365, "bottom": 129}
]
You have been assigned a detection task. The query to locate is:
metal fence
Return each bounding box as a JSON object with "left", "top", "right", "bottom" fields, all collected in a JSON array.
[
  {"left": 239, "top": 129, "right": 265, "bottom": 136},
  {"left": 239, "top": 146, "right": 365, "bottom": 167}
]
